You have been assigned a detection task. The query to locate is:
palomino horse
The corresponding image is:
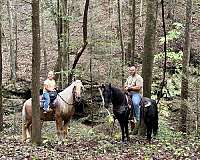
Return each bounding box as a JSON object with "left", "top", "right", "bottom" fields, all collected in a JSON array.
[{"left": 22, "top": 80, "right": 84, "bottom": 141}]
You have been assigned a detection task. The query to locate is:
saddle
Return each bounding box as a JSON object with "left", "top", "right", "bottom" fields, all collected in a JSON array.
[
  {"left": 125, "top": 93, "right": 152, "bottom": 129},
  {"left": 48, "top": 91, "right": 58, "bottom": 104},
  {"left": 125, "top": 93, "right": 152, "bottom": 109},
  {"left": 40, "top": 91, "right": 58, "bottom": 110}
]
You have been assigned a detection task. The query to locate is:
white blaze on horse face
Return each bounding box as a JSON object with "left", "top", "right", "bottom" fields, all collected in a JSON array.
[{"left": 98, "top": 88, "right": 105, "bottom": 107}]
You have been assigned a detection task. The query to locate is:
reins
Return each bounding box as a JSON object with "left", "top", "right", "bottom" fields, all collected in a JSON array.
[{"left": 57, "top": 92, "right": 76, "bottom": 105}]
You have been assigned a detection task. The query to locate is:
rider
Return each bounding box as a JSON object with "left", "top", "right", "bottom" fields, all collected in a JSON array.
[
  {"left": 124, "top": 65, "right": 143, "bottom": 132},
  {"left": 43, "top": 71, "right": 57, "bottom": 112}
]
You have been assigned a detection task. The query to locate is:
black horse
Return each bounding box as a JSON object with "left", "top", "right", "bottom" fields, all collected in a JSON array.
[
  {"left": 102, "top": 84, "right": 158, "bottom": 142},
  {"left": 102, "top": 84, "right": 130, "bottom": 142},
  {"left": 141, "top": 97, "right": 158, "bottom": 141}
]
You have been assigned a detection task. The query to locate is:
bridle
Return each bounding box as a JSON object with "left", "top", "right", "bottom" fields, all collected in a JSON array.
[{"left": 58, "top": 85, "right": 82, "bottom": 105}]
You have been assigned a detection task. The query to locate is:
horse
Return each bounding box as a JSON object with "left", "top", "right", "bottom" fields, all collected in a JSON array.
[
  {"left": 101, "top": 84, "right": 158, "bottom": 142},
  {"left": 101, "top": 84, "right": 130, "bottom": 142},
  {"left": 22, "top": 80, "right": 84, "bottom": 142}
]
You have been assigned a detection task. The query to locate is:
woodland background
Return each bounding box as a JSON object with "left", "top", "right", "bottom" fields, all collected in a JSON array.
[{"left": 0, "top": 0, "right": 200, "bottom": 159}]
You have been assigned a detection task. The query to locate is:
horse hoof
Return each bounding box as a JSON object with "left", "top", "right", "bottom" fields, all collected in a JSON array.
[{"left": 121, "top": 140, "right": 128, "bottom": 145}]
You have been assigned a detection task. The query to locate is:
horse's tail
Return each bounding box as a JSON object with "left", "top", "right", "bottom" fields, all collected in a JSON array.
[
  {"left": 22, "top": 102, "right": 26, "bottom": 122},
  {"left": 22, "top": 101, "right": 27, "bottom": 141}
]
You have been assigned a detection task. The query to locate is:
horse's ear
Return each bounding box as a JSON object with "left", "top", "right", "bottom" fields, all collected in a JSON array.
[{"left": 109, "top": 83, "right": 111, "bottom": 89}]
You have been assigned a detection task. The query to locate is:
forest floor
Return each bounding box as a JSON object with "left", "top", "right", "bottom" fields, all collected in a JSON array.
[{"left": 0, "top": 107, "right": 200, "bottom": 160}]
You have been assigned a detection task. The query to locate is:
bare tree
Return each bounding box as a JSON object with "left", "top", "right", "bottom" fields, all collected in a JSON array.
[
  {"left": 68, "top": 0, "right": 89, "bottom": 83},
  {"left": 7, "top": 0, "right": 16, "bottom": 80},
  {"left": 117, "top": 0, "right": 125, "bottom": 87},
  {"left": 31, "top": 0, "right": 41, "bottom": 145},
  {"left": 180, "top": 0, "right": 192, "bottom": 133},
  {"left": 41, "top": 0, "right": 47, "bottom": 77},
  {"left": 62, "top": 0, "right": 70, "bottom": 87},
  {"left": 0, "top": 0, "right": 3, "bottom": 131}
]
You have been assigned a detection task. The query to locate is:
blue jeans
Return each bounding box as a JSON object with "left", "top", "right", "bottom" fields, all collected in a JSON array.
[
  {"left": 43, "top": 92, "right": 50, "bottom": 111},
  {"left": 132, "top": 93, "right": 142, "bottom": 122}
]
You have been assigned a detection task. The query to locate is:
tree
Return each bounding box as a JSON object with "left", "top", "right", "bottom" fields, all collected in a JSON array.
[
  {"left": 180, "top": 0, "right": 192, "bottom": 132},
  {"left": 7, "top": 0, "right": 16, "bottom": 81},
  {"left": 54, "top": 0, "right": 63, "bottom": 83},
  {"left": 117, "top": 0, "right": 125, "bottom": 87},
  {"left": 68, "top": 0, "right": 89, "bottom": 83},
  {"left": 127, "top": 0, "right": 135, "bottom": 65},
  {"left": 31, "top": 0, "right": 41, "bottom": 145},
  {"left": 0, "top": 0, "right": 3, "bottom": 131},
  {"left": 142, "top": 0, "right": 158, "bottom": 98},
  {"left": 62, "top": 0, "right": 70, "bottom": 87}
]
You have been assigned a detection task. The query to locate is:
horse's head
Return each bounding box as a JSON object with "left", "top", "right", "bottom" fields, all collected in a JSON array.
[
  {"left": 73, "top": 80, "right": 84, "bottom": 103},
  {"left": 101, "top": 84, "right": 112, "bottom": 108}
]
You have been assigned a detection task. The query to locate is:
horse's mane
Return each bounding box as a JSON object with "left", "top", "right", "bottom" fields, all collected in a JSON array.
[
  {"left": 58, "top": 80, "right": 82, "bottom": 100},
  {"left": 110, "top": 85, "right": 127, "bottom": 106}
]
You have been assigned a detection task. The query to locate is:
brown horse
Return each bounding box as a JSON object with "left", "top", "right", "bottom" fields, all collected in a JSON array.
[{"left": 22, "top": 80, "right": 84, "bottom": 141}]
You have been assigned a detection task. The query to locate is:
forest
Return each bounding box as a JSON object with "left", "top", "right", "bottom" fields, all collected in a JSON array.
[{"left": 0, "top": 0, "right": 200, "bottom": 159}]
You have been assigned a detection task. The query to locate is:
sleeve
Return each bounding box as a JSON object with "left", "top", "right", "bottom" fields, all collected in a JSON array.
[
  {"left": 44, "top": 79, "right": 49, "bottom": 86},
  {"left": 136, "top": 76, "right": 143, "bottom": 87},
  {"left": 124, "top": 77, "right": 129, "bottom": 86}
]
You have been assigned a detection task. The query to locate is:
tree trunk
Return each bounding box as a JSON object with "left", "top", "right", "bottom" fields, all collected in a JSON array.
[
  {"left": 54, "top": 0, "right": 63, "bottom": 82},
  {"left": 127, "top": 0, "right": 135, "bottom": 65},
  {"left": 139, "top": 0, "right": 143, "bottom": 27},
  {"left": 142, "top": 0, "right": 158, "bottom": 98},
  {"left": 7, "top": 0, "right": 16, "bottom": 81},
  {"left": 0, "top": 6, "right": 3, "bottom": 131},
  {"left": 41, "top": 0, "right": 47, "bottom": 77},
  {"left": 31, "top": 0, "right": 41, "bottom": 145},
  {"left": 62, "top": 0, "right": 70, "bottom": 87},
  {"left": 14, "top": 11, "right": 18, "bottom": 71},
  {"left": 117, "top": 0, "right": 125, "bottom": 87},
  {"left": 131, "top": 0, "right": 135, "bottom": 65},
  {"left": 180, "top": 0, "right": 192, "bottom": 133},
  {"left": 68, "top": 0, "right": 89, "bottom": 83}
]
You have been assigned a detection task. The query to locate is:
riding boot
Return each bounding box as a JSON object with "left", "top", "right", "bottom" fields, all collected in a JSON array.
[{"left": 132, "top": 121, "right": 139, "bottom": 135}]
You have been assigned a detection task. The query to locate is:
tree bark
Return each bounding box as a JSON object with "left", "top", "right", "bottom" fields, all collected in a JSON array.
[
  {"left": 117, "top": 0, "right": 125, "bottom": 87},
  {"left": 180, "top": 0, "right": 192, "bottom": 133},
  {"left": 139, "top": 0, "right": 143, "bottom": 27},
  {"left": 62, "top": 0, "right": 70, "bottom": 87},
  {"left": 127, "top": 0, "right": 135, "bottom": 65},
  {"left": 131, "top": 0, "right": 135, "bottom": 65},
  {"left": 7, "top": 0, "right": 16, "bottom": 80},
  {"left": 54, "top": 0, "right": 63, "bottom": 81},
  {"left": 142, "top": 0, "right": 158, "bottom": 98},
  {"left": 0, "top": 3, "right": 3, "bottom": 131},
  {"left": 31, "top": 0, "right": 41, "bottom": 145},
  {"left": 41, "top": 0, "right": 47, "bottom": 77}
]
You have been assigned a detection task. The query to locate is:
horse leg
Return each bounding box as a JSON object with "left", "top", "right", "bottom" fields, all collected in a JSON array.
[
  {"left": 146, "top": 121, "right": 152, "bottom": 142},
  {"left": 27, "top": 123, "right": 32, "bottom": 139},
  {"left": 55, "top": 113, "right": 63, "bottom": 138},
  {"left": 22, "top": 104, "right": 28, "bottom": 142},
  {"left": 118, "top": 117, "right": 125, "bottom": 142},
  {"left": 63, "top": 119, "right": 70, "bottom": 138},
  {"left": 125, "top": 109, "right": 130, "bottom": 141},
  {"left": 22, "top": 120, "right": 27, "bottom": 142},
  {"left": 125, "top": 119, "right": 129, "bottom": 141}
]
